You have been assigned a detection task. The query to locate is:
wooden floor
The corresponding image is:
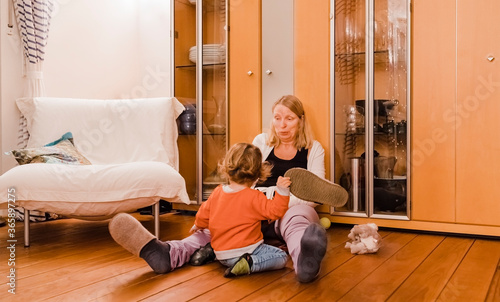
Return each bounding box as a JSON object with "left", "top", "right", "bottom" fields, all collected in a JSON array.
[{"left": 1, "top": 211, "right": 499, "bottom": 302}]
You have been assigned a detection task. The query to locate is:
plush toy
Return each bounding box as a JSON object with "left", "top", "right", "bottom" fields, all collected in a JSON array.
[{"left": 345, "top": 223, "right": 381, "bottom": 254}]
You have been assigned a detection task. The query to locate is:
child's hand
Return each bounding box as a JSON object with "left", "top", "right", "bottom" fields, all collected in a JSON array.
[
  {"left": 276, "top": 176, "right": 291, "bottom": 190},
  {"left": 189, "top": 224, "right": 200, "bottom": 234}
]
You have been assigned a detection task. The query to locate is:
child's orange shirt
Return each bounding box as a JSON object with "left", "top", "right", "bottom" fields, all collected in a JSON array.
[{"left": 194, "top": 185, "right": 289, "bottom": 260}]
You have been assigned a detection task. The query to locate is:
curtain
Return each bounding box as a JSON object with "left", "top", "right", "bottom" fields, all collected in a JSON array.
[
  {"left": 13, "top": 0, "right": 54, "bottom": 97},
  {"left": 13, "top": 0, "right": 54, "bottom": 149},
  {"left": 12, "top": 0, "right": 55, "bottom": 222}
]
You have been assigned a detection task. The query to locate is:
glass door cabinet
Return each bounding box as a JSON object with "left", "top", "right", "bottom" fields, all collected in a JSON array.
[
  {"left": 331, "top": 0, "right": 410, "bottom": 218},
  {"left": 173, "top": 0, "right": 228, "bottom": 203}
]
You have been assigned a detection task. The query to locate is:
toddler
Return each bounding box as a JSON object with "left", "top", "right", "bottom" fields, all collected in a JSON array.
[{"left": 191, "top": 142, "right": 291, "bottom": 277}]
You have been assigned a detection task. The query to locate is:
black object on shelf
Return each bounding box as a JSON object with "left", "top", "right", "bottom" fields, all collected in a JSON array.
[
  {"left": 177, "top": 104, "right": 196, "bottom": 135},
  {"left": 373, "top": 178, "right": 407, "bottom": 212},
  {"left": 138, "top": 200, "right": 172, "bottom": 216},
  {"left": 356, "top": 99, "right": 395, "bottom": 117}
]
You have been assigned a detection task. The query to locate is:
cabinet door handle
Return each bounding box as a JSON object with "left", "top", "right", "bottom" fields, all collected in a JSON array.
[
  {"left": 247, "top": 71, "right": 253, "bottom": 76},
  {"left": 266, "top": 70, "right": 272, "bottom": 75},
  {"left": 487, "top": 56, "right": 495, "bottom": 62}
]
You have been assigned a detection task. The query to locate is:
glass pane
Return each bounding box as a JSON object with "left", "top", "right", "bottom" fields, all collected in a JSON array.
[
  {"left": 174, "top": 0, "right": 197, "bottom": 200},
  {"left": 174, "top": 0, "right": 227, "bottom": 202},
  {"left": 372, "top": 0, "right": 408, "bottom": 215},
  {"left": 202, "top": 0, "right": 227, "bottom": 200},
  {"left": 334, "top": 0, "right": 367, "bottom": 214}
]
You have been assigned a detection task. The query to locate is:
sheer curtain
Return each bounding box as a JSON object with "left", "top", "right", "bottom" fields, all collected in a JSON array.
[
  {"left": 13, "top": 0, "right": 54, "bottom": 149},
  {"left": 12, "top": 0, "right": 54, "bottom": 222}
]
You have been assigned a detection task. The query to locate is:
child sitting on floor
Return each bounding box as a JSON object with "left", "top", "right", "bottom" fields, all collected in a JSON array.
[{"left": 190, "top": 142, "right": 291, "bottom": 277}]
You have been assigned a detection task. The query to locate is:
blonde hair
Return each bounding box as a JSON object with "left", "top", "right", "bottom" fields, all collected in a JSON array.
[
  {"left": 218, "top": 143, "right": 272, "bottom": 186},
  {"left": 267, "top": 95, "right": 314, "bottom": 149}
]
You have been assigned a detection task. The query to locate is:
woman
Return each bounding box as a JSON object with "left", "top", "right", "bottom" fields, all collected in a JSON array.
[
  {"left": 250, "top": 95, "right": 347, "bottom": 282},
  {"left": 108, "top": 95, "right": 347, "bottom": 283}
]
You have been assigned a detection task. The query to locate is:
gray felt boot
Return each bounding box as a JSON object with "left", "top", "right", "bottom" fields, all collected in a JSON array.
[
  {"left": 109, "top": 213, "right": 171, "bottom": 273},
  {"left": 296, "top": 223, "right": 327, "bottom": 283},
  {"left": 284, "top": 168, "right": 348, "bottom": 207}
]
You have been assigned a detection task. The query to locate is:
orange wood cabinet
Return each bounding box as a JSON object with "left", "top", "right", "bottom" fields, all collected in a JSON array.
[
  {"left": 328, "top": 0, "right": 500, "bottom": 236},
  {"left": 228, "top": 0, "right": 262, "bottom": 145},
  {"left": 412, "top": 0, "right": 500, "bottom": 230},
  {"left": 228, "top": 0, "right": 500, "bottom": 236}
]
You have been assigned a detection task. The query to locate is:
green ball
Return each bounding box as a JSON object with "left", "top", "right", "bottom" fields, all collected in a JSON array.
[{"left": 319, "top": 217, "right": 331, "bottom": 229}]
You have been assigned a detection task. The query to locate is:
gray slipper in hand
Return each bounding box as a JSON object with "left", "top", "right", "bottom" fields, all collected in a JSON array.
[{"left": 284, "top": 168, "right": 348, "bottom": 207}]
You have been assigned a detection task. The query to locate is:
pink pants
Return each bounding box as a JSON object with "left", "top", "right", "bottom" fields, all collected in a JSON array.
[{"left": 167, "top": 204, "right": 319, "bottom": 274}]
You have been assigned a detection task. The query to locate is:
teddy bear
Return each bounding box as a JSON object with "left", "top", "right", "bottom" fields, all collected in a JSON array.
[{"left": 345, "top": 223, "right": 381, "bottom": 254}]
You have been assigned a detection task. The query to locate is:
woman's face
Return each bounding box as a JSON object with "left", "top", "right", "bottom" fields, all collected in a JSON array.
[{"left": 272, "top": 104, "right": 300, "bottom": 143}]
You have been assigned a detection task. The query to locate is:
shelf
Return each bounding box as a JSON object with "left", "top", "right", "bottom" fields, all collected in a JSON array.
[
  {"left": 335, "top": 131, "right": 394, "bottom": 136},
  {"left": 176, "top": 63, "right": 226, "bottom": 70},
  {"left": 335, "top": 50, "right": 389, "bottom": 64},
  {"left": 178, "top": 132, "right": 227, "bottom": 136}
]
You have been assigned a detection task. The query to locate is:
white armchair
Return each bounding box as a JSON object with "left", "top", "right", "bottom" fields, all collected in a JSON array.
[{"left": 0, "top": 97, "right": 192, "bottom": 246}]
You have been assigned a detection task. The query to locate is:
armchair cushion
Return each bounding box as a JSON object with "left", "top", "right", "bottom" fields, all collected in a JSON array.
[{"left": 2, "top": 161, "right": 189, "bottom": 218}]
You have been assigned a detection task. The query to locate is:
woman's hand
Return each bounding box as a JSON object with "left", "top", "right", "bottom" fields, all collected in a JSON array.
[{"left": 276, "top": 176, "right": 291, "bottom": 190}]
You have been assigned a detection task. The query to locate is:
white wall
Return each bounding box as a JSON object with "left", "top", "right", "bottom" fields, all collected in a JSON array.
[{"left": 0, "top": 0, "right": 172, "bottom": 174}]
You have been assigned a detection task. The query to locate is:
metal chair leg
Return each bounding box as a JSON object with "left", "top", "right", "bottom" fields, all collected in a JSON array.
[
  {"left": 24, "top": 209, "right": 30, "bottom": 247},
  {"left": 154, "top": 201, "right": 160, "bottom": 238}
]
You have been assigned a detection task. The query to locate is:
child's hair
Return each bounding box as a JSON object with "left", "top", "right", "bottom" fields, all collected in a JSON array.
[{"left": 218, "top": 143, "right": 272, "bottom": 186}]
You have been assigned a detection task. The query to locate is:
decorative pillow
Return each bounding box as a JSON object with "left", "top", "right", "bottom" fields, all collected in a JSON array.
[{"left": 9, "top": 132, "right": 91, "bottom": 165}]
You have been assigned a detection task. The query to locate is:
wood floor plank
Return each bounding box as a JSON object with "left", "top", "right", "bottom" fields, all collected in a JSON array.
[
  {"left": 92, "top": 264, "right": 221, "bottom": 301},
  {"left": 51, "top": 266, "right": 159, "bottom": 302},
  {"left": 287, "top": 232, "right": 417, "bottom": 301},
  {"left": 388, "top": 236, "right": 474, "bottom": 301},
  {"left": 339, "top": 234, "right": 447, "bottom": 301},
  {"left": 141, "top": 269, "right": 233, "bottom": 301},
  {"left": 486, "top": 258, "right": 500, "bottom": 302},
  {"left": 437, "top": 239, "right": 500, "bottom": 302},
  {"left": 57, "top": 263, "right": 219, "bottom": 302},
  {"left": 189, "top": 263, "right": 295, "bottom": 302},
  {"left": 5, "top": 250, "right": 140, "bottom": 300},
  {"left": 12, "top": 239, "right": 128, "bottom": 279},
  {"left": 0, "top": 218, "right": 110, "bottom": 249}
]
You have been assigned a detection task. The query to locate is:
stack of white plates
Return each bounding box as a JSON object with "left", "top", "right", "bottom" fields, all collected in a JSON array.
[
  {"left": 202, "top": 182, "right": 219, "bottom": 200},
  {"left": 189, "top": 44, "right": 226, "bottom": 64}
]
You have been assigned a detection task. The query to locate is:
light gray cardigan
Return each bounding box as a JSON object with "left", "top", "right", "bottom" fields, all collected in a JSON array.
[{"left": 252, "top": 133, "right": 326, "bottom": 207}]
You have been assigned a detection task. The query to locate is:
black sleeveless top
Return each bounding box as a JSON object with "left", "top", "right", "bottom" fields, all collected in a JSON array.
[{"left": 258, "top": 147, "right": 308, "bottom": 187}]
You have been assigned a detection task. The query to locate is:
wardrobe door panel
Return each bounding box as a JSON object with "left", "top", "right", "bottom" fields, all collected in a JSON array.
[
  {"left": 456, "top": 0, "right": 500, "bottom": 226},
  {"left": 411, "top": 0, "right": 457, "bottom": 222},
  {"left": 228, "top": 0, "right": 261, "bottom": 145}
]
